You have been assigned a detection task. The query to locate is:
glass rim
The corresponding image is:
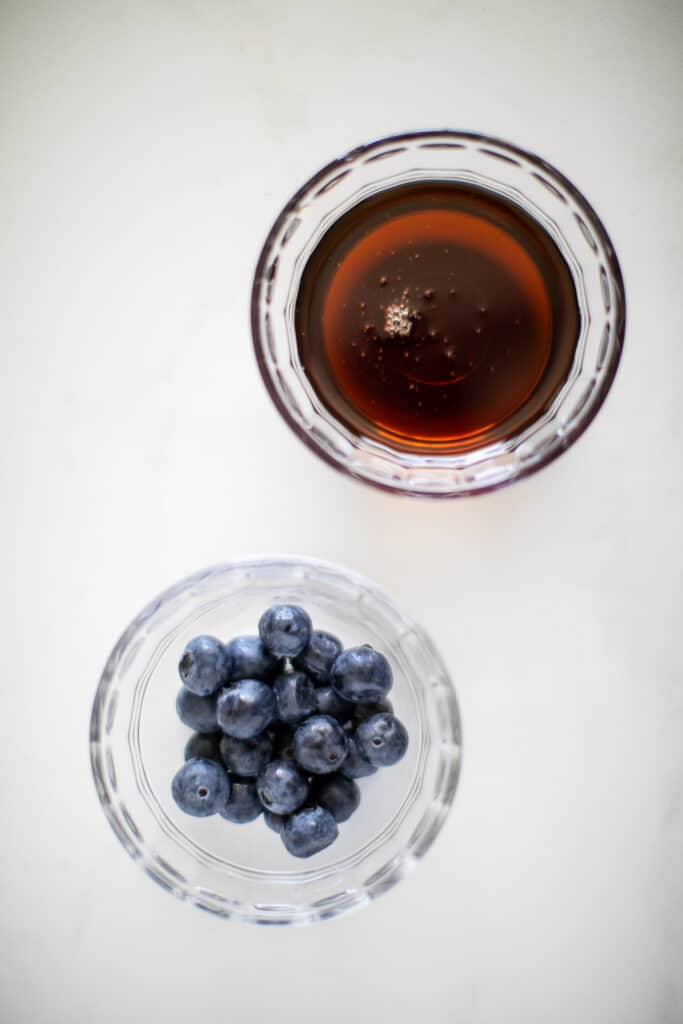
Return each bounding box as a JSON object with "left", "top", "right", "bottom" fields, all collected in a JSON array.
[{"left": 251, "top": 130, "right": 626, "bottom": 498}]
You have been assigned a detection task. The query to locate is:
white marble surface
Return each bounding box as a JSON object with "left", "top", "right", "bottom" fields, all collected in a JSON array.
[{"left": 2, "top": 1, "right": 682, "bottom": 1022}]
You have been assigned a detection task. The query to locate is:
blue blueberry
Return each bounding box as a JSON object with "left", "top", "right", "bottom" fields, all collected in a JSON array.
[
  {"left": 330, "top": 645, "right": 393, "bottom": 703},
  {"left": 184, "top": 732, "right": 222, "bottom": 763},
  {"left": 315, "top": 685, "right": 355, "bottom": 724},
  {"left": 270, "top": 724, "right": 297, "bottom": 763},
  {"left": 258, "top": 604, "right": 312, "bottom": 658},
  {"left": 171, "top": 758, "right": 230, "bottom": 816},
  {"left": 219, "top": 779, "right": 263, "bottom": 823},
  {"left": 353, "top": 697, "right": 394, "bottom": 723},
  {"left": 178, "top": 635, "right": 231, "bottom": 696},
  {"left": 355, "top": 713, "right": 409, "bottom": 767},
  {"left": 219, "top": 732, "right": 273, "bottom": 777},
  {"left": 273, "top": 671, "right": 317, "bottom": 725},
  {"left": 263, "top": 810, "right": 286, "bottom": 834},
  {"left": 257, "top": 759, "right": 309, "bottom": 815},
  {"left": 339, "top": 735, "right": 377, "bottom": 780},
  {"left": 313, "top": 774, "right": 360, "bottom": 823},
  {"left": 292, "top": 630, "right": 343, "bottom": 683},
  {"left": 216, "top": 679, "right": 276, "bottom": 739},
  {"left": 282, "top": 806, "right": 338, "bottom": 858},
  {"left": 293, "top": 715, "right": 349, "bottom": 775},
  {"left": 176, "top": 687, "right": 218, "bottom": 734},
  {"left": 226, "top": 635, "right": 280, "bottom": 682}
]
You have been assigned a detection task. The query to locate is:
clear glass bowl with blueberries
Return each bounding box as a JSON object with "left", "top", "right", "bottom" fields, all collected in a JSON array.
[{"left": 90, "top": 557, "right": 461, "bottom": 925}]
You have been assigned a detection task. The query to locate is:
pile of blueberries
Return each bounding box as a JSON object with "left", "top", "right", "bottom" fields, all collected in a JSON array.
[{"left": 171, "top": 604, "right": 409, "bottom": 858}]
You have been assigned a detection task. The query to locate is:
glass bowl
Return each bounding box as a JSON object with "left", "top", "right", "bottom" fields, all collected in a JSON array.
[
  {"left": 90, "top": 557, "right": 461, "bottom": 925},
  {"left": 251, "top": 130, "right": 625, "bottom": 497}
]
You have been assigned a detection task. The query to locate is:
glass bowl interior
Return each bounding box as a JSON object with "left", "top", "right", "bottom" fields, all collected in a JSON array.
[
  {"left": 251, "top": 130, "right": 625, "bottom": 497},
  {"left": 90, "top": 557, "right": 461, "bottom": 925}
]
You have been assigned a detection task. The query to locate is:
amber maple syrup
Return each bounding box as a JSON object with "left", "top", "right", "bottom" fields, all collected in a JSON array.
[{"left": 295, "top": 182, "right": 579, "bottom": 452}]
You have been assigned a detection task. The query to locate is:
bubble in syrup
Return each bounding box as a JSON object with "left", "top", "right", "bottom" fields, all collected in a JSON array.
[
  {"left": 379, "top": 276, "right": 388, "bottom": 287},
  {"left": 423, "top": 288, "right": 435, "bottom": 300},
  {"left": 384, "top": 303, "right": 413, "bottom": 338}
]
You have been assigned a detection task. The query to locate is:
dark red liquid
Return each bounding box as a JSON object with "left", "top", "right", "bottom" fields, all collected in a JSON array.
[{"left": 295, "top": 182, "right": 579, "bottom": 452}]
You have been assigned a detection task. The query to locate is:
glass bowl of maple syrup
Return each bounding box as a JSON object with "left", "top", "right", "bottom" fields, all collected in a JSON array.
[{"left": 251, "top": 131, "right": 625, "bottom": 497}]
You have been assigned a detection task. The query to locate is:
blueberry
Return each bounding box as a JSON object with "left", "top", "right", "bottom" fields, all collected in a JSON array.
[
  {"left": 270, "top": 724, "right": 297, "bottom": 763},
  {"left": 176, "top": 687, "right": 218, "bottom": 734},
  {"left": 184, "top": 732, "right": 222, "bottom": 763},
  {"left": 273, "top": 671, "right": 317, "bottom": 725},
  {"left": 353, "top": 697, "right": 394, "bottom": 723},
  {"left": 355, "top": 713, "right": 409, "bottom": 767},
  {"left": 292, "top": 630, "right": 343, "bottom": 683},
  {"left": 339, "top": 735, "right": 377, "bottom": 780},
  {"left": 293, "top": 715, "right": 349, "bottom": 775},
  {"left": 263, "top": 810, "right": 286, "bottom": 834},
  {"left": 171, "top": 758, "right": 230, "bottom": 817},
  {"left": 282, "top": 806, "right": 338, "bottom": 858},
  {"left": 178, "top": 635, "right": 231, "bottom": 696},
  {"left": 219, "top": 779, "right": 262, "bottom": 823},
  {"left": 330, "top": 645, "right": 393, "bottom": 703},
  {"left": 257, "top": 759, "right": 309, "bottom": 815},
  {"left": 226, "top": 635, "right": 280, "bottom": 682},
  {"left": 219, "top": 732, "right": 273, "bottom": 777},
  {"left": 216, "top": 679, "right": 276, "bottom": 739},
  {"left": 313, "top": 774, "right": 360, "bottom": 823},
  {"left": 315, "top": 685, "right": 355, "bottom": 724},
  {"left": 258, "top": 605, "right": 312, "bottom": 658}
]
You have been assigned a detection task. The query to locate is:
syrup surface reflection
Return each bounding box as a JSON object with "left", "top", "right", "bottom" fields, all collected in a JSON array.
[{"left": 296, "top": 182, "right": 579, "bottom": 452}]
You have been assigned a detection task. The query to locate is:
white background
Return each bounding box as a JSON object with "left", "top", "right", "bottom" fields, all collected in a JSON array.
[{"left": 2, "top": 1, "right": 682, "bottom": 1022}]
